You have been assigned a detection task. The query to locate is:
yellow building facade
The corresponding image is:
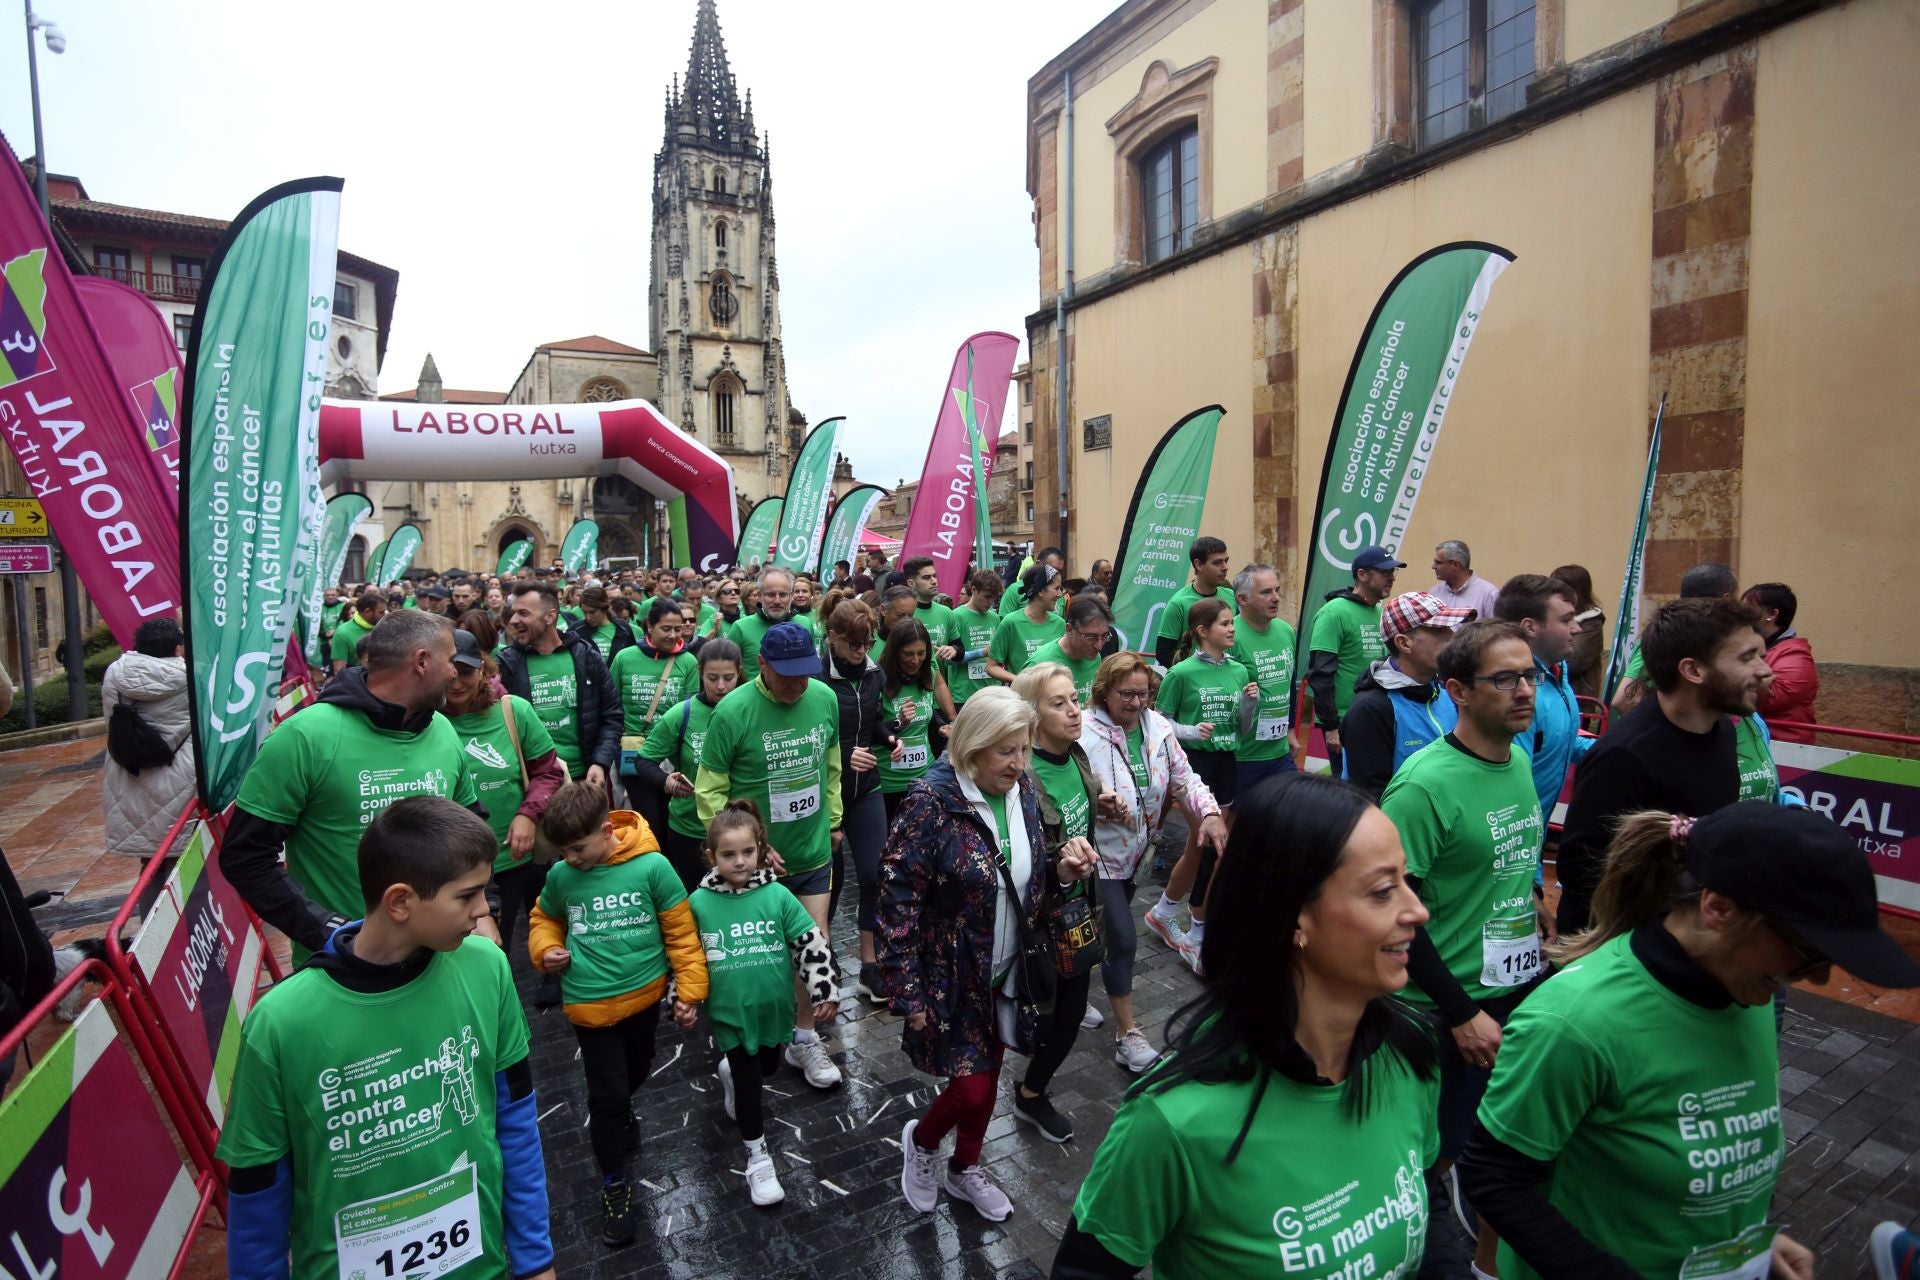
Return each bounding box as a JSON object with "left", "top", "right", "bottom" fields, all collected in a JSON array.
[{"left": 1026, "top": 0, "right": 1919, "bottom": 734}]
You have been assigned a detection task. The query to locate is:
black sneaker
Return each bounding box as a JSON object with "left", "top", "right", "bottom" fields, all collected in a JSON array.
[
  {"left": 600, "top": 1178, "right": 636, "bottom": 1247},
  {"left": 534, "top": 972, "right": 562, "bottom": 1010},
  {"left": 1012, "top": 1090, "right": 1073, "bottom": 1143},
  {"left": 858, "top": 962, "right": 887, "bottom": 1002}
]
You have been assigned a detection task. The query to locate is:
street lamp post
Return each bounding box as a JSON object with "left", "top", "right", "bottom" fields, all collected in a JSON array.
[{"left": 22, "top": 2, "right": 86, "bottom": 724}]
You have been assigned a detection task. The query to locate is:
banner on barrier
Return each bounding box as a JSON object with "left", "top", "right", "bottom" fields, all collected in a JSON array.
[
  {"left": 128, "top": 820, "right": 267, "bottom": 1124},
  {"left": 0, "top": 1000, "right": 202, "bottom": 1277},
  {"left": 1774, "top": 741, "right": 1919, "bottom": 914}
]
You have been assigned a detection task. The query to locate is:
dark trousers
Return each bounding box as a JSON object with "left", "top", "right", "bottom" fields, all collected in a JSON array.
[
  {"left": 1436, "top": 980, "right": 1540, "bottom": 1161},
  {"left": 828, "top": 788, "right": 887, "bottom": 933},
  {"left": 720, "top": 1045, "right": 782, "bottom": 1142},
  {"left": 492, "top": 861, "right": 550, "bottom": 964},
  {"left": 1023, "top": 969, "right": 1092, "bottom": 1097},
  {"left": 662, "top": 827, "right": 707, "bottom": 895},
  {"left": 574, "top": 1002, "right": 663, "bottom": 1176}
]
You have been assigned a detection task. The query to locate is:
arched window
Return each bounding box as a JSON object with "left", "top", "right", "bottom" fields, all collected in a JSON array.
[
  {"left": 709, "top": 274, "right": 737, "bottom": 326},
  {"left": 578, "top": 376, "right": 628, "bottom": 403},
  {"left": 712, "top": 168, "right": 729, "bottom": 194},
  {"left": 711, "top": 373, "right": 742, "bottom": 444},
  {"left": 715, "top": 220, "right": 727, "bottom": 251},
  {"left": 343, "top": 534, "right": 367, "bottom": 584}
]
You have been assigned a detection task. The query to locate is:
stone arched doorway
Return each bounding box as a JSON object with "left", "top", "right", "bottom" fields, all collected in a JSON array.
[{"left": 487, "top": 520, "right": 545, "bottom": 572}]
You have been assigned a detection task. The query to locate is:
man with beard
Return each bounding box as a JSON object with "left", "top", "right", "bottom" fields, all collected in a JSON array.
[
  {"left": 222, "top": 611, "right": 483, "bottom": 960},
  {"left": 727, "top": 566, "right": 795, "bottom": 671},
  {"left": 450, "top": 578, "right": 478, "bottom": 615},
  {"left": 498, "top": 584, "right": 621, "bottom": 792},
  {"left": 1555, "top": 597, "right": 1769, "bottom": 936}
]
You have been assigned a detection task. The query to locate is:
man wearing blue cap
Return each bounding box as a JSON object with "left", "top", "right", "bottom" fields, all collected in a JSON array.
[
  {"left": 696, "top": 621, "right": 846, "bottom": 1089},
  {"left": 1308, "top": 545, "right": 1402, "bottom": 777}
]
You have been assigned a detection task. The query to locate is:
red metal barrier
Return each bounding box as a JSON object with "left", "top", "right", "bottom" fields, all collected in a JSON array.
[{"left": 1768, "top": 718, "right": 1919, "bottom": 749}]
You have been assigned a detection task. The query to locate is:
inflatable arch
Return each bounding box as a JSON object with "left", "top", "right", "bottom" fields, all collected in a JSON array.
[{"left": 318, "top": 397, "right": 741, "bottom": 571}]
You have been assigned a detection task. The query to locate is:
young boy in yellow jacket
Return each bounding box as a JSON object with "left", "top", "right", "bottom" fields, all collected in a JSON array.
[{"left": 528, "top": 781, "right": 708, "bottom": 1248}]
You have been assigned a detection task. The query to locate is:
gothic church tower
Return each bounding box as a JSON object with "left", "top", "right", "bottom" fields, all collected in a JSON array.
[{"left": 652, "top": 0, "right": 795, "bottom": 508}]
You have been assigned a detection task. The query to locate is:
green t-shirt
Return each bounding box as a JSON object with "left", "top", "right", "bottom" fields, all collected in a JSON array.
[
  {"left": 584, "top": 620, "right": 634, "bottom": 663},
  {"left": 984, "top": 790, "right": 1012, "bottom": 867},
  {"left": 537, "top": 850, "right": 688, "bottom": 1004},
  {"left": 560, "top": 606, "right": 584, "bottom": 625},
  {"left": 1153, "top": 582, "right": 1237, "bottom": 647},
  {"left": 215, "top": 939, "right": 529, "bottom": 1280},
  {"left": 1624, "top": 639, "right": 1646, "bottom": 683},
  {"left": 330, "top": 614, "right": 375, "bottom": 667},
  {"left": 1074, "top": 1051, "right": 1438, "bottom": 1279},
  {"left": 1309, "top": 594, "right": 1387, "bottom": 720},
  {"left": 521, "top": 650, "right": 584, "bottom": 777},
  {"left": 791, "top": 608, "right": 824, "bottom": 650},
  {"left": 1230, "top": 617, "right": 1298, "bottom": 762},
  {"left": 234, "top": 705, "right": 478, "bottom": 959},
  {"left": 999, "top": 580, "right": 1066, "bottom": 618},
  {"left": 607, "top": 646, "right": 698, "bottom": 738},
  {"left": 1733, "top": 715, "right": 1778, "bottom": 803},
  {"left": 726, "top": 611, "right": 780, "bottom": 673},
  {"left": 1028, "top": 639, "right": 1101, "bottom": 704},
  {"left": 1381, "top": 739, "right": 1545, "bottom": 1004},
  {"left": 701, "top": 680, "right": 841, "bottom": 874},
  {"left": 988, "top": 609, "right": 1066, "bottom": 678},
  {"left": 640, "top": 696, "right": 715, "bottom": 839},
  {"left": 1157, "top": 654, "right": 1252, "bottom": 755},
  {"left": 877, "top": 685, "right": 936, "bottom": 794},
  {"left": 1479, "top": 933, "right": 1784, "bottom": 1280},
  {"left": 447, "top": 696, "right": 553, "bottom": 872},
  {"left": 1126, "top": 725, "right": 1150, "bottom": 791},
  {"left": 1032, "top": 753, "right": 1090, "bottom": 840},
  {"left": 914, "top": 600, "right": 954, "bottom": 649},
  {"left": 689, "top": 881, "right": 817, "bottom": 1053},
  {"left": 943, "top": 603, "right": 1002, "bottom": 705}
]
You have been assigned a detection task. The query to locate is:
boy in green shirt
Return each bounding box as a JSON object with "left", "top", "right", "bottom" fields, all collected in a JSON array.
[
  {"left": 938, "top": 568, "right": 1008, "bottom": 707},
  {"left": 527, "top": 781, "right": 709, "bottom": 1248},
  {"left": 1152, "top": 535, "right": 1236, "bottom": 668},
  {"left": 327, "top": 589, "right": 385, "bottom": 674},
  {"left": 217, "top": 797, "right": 555, "bottom": 1280}
]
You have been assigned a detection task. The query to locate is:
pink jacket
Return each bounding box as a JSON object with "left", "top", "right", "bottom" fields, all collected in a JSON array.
[
  {"left": 1078, "top": 706, "right": 1219, "bottom": 881},
  {"left": 1759, "top": 633, "right": 1819, "bottom": 744}
]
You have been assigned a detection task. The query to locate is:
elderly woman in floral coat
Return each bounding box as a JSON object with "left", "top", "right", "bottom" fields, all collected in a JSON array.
[{"left": 877, "top": 687, "right": 1095, "bottom": 1223}]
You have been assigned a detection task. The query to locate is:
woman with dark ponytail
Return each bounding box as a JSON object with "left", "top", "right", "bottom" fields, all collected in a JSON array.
[
  {"left": 1461, "top": 802, "right": 1919, "bottom": 1280},
  {"left": 1053, "top": 773, "right": 1439, "bottom": 1279}
]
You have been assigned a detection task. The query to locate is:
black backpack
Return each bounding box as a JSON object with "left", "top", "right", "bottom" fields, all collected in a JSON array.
[{"left": 107, "top": 702, "right": 178, "bottom": 775}]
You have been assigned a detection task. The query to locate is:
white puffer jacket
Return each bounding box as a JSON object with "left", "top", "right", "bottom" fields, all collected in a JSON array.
[{"left": 102, "top": 652, "right": 197, "bottom": 859}]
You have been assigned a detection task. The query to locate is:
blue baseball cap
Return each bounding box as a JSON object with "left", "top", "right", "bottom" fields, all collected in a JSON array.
[
  {"left": 1353, "top": 546, "right": 1406, "bottom": 572},
  {"left": 759, "top": 622, "right": 819, "bottom": 677}
]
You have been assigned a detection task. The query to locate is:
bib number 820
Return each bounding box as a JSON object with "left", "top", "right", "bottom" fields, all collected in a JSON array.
[{"left": 374, "top": 1219, "right": 471, "bottom": 1276}]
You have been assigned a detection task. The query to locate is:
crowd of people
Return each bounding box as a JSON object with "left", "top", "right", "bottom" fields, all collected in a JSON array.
[{"left": 24, "top": 536, "right": 1916, "bottom": 1279}]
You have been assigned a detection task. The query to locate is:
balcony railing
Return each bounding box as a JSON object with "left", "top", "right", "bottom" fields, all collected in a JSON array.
[{"left": 93, "top": 266, "right": 203, "bottom": 303}]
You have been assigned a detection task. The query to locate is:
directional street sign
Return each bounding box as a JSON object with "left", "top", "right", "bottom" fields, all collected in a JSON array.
[
  {"left": 0, "top": 498, "right": 49, "bottom": 538},
  {"left": 0, "top": 543, "right": 52, "bottom": 574}
]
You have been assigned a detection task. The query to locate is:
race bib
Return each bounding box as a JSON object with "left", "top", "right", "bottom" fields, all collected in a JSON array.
[
  {"left": 967, "top": 659, "right": 989, "bottom": 682},
  {"left": 899, "top": 743, "right": 930, "bottom": 772},
  {"left": 1480, "top": 913, "right": 1542, "bottom": 989},
  {"left": 769, "top": 780, "right": 821, "bottom": 824},
  {"left": 1256, "top": 714, "right": 1290, "bottom": 742},
  {"left": 1679, "top": 1224, "right": 1776, "bottom": 1280},
  {"left": 335, "top": 1164, "right": 482, "bottom": 1280}
]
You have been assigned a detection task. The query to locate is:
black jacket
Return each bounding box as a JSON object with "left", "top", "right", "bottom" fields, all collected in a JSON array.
[
  {"left": 564, "top": 613, "right": 637, "bottom": 666},
  {"left": 1340, "top": 659, "right": 1453, "bottom": 800},
  {"left": 221, "top": 668, "right": 487, "bottom": 954},
  {"left": 818, "top": 649, "right": 890, "bottom": 807},
  {"left": 496, "top": 629, "right": 622, "bottom": 774}
]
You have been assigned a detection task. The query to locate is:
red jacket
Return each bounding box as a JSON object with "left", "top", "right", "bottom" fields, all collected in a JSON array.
[{"left": 1759, "top": 633, "right": 1818, "bottom": 743}]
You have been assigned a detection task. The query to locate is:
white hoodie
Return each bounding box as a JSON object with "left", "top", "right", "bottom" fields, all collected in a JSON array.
[{"left": 101, "top": 651, "right": 197, "bottom": 859}]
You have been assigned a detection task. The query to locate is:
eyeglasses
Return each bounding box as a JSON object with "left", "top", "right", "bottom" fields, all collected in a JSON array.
[
  {"left": 1766, "top": 918, "right": 1828, "bottom": 980},
  {"left": 1075, "top": 629, "right": 1112, "bottom": 645},
  {"left": 1462, "top": 669, "right": 1539, "bottom": 692},
  {"left": 1111, "top": 687, "right": 1151, "bottom": 702}
]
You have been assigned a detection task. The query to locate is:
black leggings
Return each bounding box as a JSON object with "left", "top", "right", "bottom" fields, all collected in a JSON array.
[
  {"left": 1022, "top": 970, "right": 1092, "bottom": 1097},
  {"left": 662, "top": 828, "right": 707, "bottom": 895},
  {"left": 492, "top": 861, "right": 550, "bottom": 964},
  {"left": 574, "top": 1003, "right": 662, "bottom": 1175},
  {"left": 719, "top": 1045, "right": 782, "bottom": 1142}
]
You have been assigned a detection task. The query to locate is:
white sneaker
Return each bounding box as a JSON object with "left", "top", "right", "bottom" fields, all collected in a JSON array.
[
  {"left": 900, "top": 1119, "right": 943, "bottom": 1212},
  {"left": 1143, "top": 908, "right": 1183, "bottom": 952},
  {"left": 1114, "top": 1028, "right": 1160, "bottom": 1074},
  {"left": 1177, "top": 931, "right": 1206, "bottom": 977},
  {"left": 943, "top": 1162, "right": 1013, "bottom": 1221},
  {"left": 1080, "top": 1003, "right": 1104, "bottom": 1029},
  {"left": 745, "top": 1150, "right": 785, "bottom": 1207},
  {"left": 783, "top": 1034, "right": 843, "bottom": 1089},
  {"left": 716, "top": 1056, "right": 736, "bottom": 1120}
]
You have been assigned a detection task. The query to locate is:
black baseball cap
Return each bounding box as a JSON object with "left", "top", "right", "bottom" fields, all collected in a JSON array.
[
  {"left": 452, "top": 630, "right": 487, "bottom": 670},
  {"left": 1352, "top": 546, "right": 1406, "bottom": 572},
  {"left": 1687, "top": 802, "right": 1920, "bottom": 987},
  {"left": 759, "top": 622, "right": 819, "bottom": 677},
  {"left": 420, "top": 585, "right": 450, "bottom": 599}
]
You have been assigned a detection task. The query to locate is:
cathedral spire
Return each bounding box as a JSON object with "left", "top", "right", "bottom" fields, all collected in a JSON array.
[{"left": 675, "top": 0, "right": 748, "bottom": 147}]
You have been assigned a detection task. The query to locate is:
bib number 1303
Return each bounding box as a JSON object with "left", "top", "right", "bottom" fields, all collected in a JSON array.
[{"left": 335, "top": 1165, "right": 483, "bottom": 1280}]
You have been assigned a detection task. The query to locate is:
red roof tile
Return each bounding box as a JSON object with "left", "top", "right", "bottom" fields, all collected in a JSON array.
[{"left": 536, "top": 335, "right": 651, "bottom": 357}]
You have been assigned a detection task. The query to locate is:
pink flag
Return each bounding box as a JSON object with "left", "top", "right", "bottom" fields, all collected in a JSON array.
[
  {"left": 76, "top": 276, "right": 183, "bottom": 499},
  {"left": 0, "top": 140, "right": 183, "bottom": 643},
  {"left": 900, "top": 331, "right": 1019, "bottom": 600}
]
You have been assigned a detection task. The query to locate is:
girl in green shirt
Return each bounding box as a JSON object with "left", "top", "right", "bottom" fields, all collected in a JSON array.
[
  {"left": 985, "top": 563, "right": 1067, "bottom": 684},
  {"left": 689, "top": 800, "right": 841, "bottom": 1208},
  {"left": 876, "top": 618, "right": 953, "bottom": 827},
  {"left": 1061, "top": 774, "right": 1440, "bottom": 1278}
]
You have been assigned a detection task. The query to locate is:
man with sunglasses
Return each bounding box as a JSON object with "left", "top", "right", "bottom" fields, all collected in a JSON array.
[
  {"left": 1556, "top": 597, "right": 1768, "bottom": 935},
  {"left": 1381, "top": 620, "right": 1547, "bottom": 1247}
]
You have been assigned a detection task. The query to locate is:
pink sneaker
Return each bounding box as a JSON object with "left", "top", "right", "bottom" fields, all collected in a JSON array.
[{"left": 1143, "top": 908, "right": 1183, "bottom": 952}]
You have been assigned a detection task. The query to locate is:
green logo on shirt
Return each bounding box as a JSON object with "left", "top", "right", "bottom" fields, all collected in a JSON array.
[
  {"left": 1270, "top": 1147, "right": 1426, "bottom": 1277},
  {"left": 314, "top": 1026, "right": 481, "bottom": 1164}
]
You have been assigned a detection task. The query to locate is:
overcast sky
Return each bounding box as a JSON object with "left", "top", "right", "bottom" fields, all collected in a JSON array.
[{"left": 0, "top": 0, "right": 1109, "bottom": 490}]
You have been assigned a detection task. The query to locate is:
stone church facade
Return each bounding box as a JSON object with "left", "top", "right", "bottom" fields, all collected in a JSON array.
[{"left": 364, "top": 0, "right": 817, "bottom": 577}]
